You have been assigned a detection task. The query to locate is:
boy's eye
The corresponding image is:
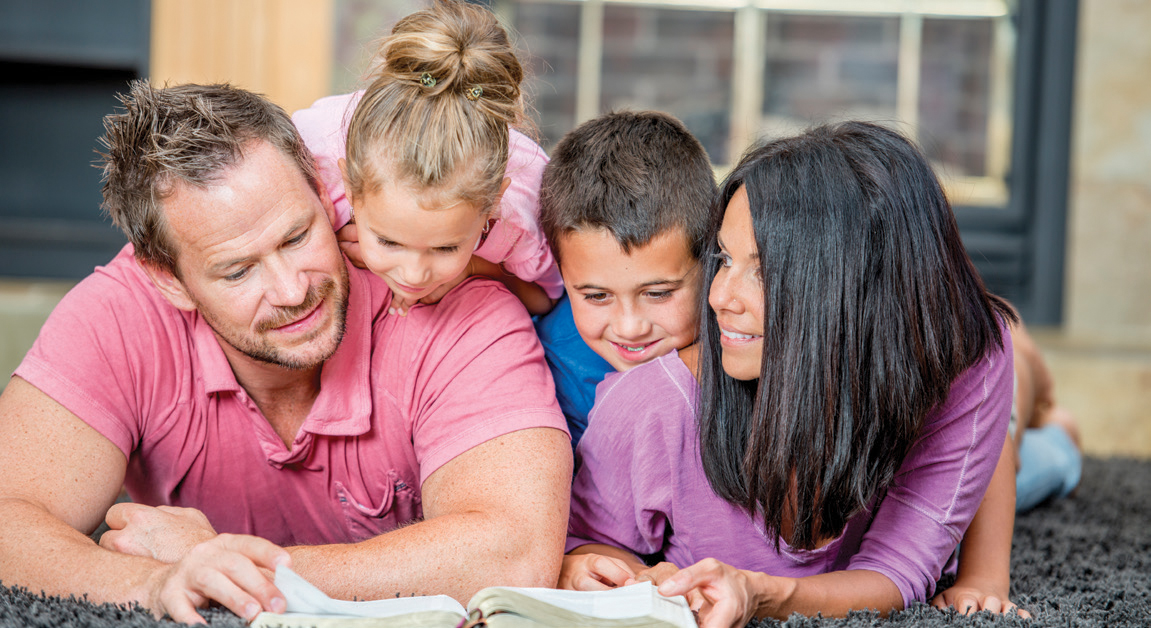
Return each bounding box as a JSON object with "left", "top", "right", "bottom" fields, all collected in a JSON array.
[
  {"left": 583, "top": 292, "right": 610, "bottom": 304},
  {"left": 377, "top": 237, "right": 400, "bottom": 248},
  {"left": 434, "top": 246, "right": 459, "bottom": 254}
]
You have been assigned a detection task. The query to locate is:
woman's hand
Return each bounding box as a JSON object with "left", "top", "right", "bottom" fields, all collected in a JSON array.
[
  {"left": 658, "top": 558, "right": 774, "bottom": 628},
  {"left": 559, "top": 553, "right": 637, "bottom": 590},
  {"left": 931, "top": 577, "right": 1030, "bottom": 617}
]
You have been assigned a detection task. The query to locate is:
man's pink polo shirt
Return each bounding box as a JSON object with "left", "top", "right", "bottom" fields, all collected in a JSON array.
[{"left": 15, "top": 245, "right": 567, "bottom": 547}]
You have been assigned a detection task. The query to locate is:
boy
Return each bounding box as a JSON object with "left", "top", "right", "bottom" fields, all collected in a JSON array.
[{"left": 534, "top": 111, "right": 715, "bottom": 445}]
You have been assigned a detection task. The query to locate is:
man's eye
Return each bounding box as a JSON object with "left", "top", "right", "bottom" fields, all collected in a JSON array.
[
  {"left": 286, "top": 231, "right": 308, "bottom": 246},
  {"left": 225, "top": 267, "right": 250, "bottom": 281}
]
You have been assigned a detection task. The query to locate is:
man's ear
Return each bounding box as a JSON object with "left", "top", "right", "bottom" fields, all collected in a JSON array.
[
  {"left": 495, "top": 176, "right": 512, "bottom": 205},
  {"left": 140, "top": 260, "right": 197, "bottom": 312},
  {"left": 315, "top": 170, "right": 340, "bottom": 229}
]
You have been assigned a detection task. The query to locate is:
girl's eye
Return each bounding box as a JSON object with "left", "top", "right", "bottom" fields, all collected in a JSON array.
[
  {"left": 583, "top": 292, "right": 610, "bottom": 304},
  {"left": 644, "top": 290, "right": 672, "bottom": 301},
  {"left": 434, "top": 246, "right": 459, "bottom": 254},
  {"left": 377, "top": 238, "right": 400, "bottom": 248}
]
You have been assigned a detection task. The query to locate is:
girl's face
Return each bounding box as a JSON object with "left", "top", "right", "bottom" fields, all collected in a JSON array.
[
  {"left": 708, "top": 186, "right": 765, "bottom": 381},
  {"left": 351, "top": 176, "right": 488, "bottom": 304}
]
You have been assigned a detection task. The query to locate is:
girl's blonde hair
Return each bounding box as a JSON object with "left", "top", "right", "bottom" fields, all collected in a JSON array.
[{"left": 344, "top": 0, "right": 525, "bottom": 212}]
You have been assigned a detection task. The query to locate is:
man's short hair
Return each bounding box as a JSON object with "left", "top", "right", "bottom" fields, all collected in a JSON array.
[
  {"left": 539, "top": 110, "right": 715, "bottom": 262},
  {"left": 98, "top": 81, "right": 319, "bottom": 273}
]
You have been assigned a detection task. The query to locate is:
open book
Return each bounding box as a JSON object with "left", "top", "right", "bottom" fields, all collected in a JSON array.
[{"left": 251, "top": 566, "right": 698, "bottom": 628}]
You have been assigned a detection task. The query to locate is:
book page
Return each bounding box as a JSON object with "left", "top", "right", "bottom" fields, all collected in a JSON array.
[
  {"left": 273, "top": 565, "right": 467, "bottom": 619},
  {"left": 472, "top": 582, "right": 697, "bottom": 627}
]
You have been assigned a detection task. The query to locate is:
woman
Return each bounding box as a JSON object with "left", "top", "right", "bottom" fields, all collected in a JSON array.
[{"left": 562, "top": 122, "right": 1017, "bottom": 627}]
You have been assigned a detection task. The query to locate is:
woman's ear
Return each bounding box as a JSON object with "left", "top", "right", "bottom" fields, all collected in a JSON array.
[{"left": 140, "top": 261, "right": 197, "bottom": 312}]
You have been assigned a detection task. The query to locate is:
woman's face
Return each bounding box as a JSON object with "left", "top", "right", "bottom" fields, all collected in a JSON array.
[{"left": 708, "top": 186, "right": 765, "bottom": 381}]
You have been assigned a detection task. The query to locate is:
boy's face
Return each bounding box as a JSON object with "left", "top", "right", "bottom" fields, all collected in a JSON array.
[{"left": 559, "top": 228, "right": 700, "bottom": 372}]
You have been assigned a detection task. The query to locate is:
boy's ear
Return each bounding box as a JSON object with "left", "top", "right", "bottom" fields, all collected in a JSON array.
[{"left": 140, "top": 260, "right": 197, "bottom": 312}]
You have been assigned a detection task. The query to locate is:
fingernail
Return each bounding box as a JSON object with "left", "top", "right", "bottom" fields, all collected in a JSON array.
[
  {"left": 274, "top": 554, "right": 291, "bottom": 568},
  {"left": 271, "top": 597, "right": 286, "bottom": 613},
  {"left": 388, "top": 307, "right": 396, "bottom": 316},
  {"left": 244, "top": 603, "right": 260, "bottom": 619}
]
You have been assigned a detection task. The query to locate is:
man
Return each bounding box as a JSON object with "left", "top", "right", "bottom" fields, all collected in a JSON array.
[{"left": 0, "top": 82, "right": 571, "bottom": 624}]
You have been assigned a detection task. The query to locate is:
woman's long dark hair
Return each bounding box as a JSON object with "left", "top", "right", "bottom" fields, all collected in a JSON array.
[{"left": 696, "top": 122, "right": 1016, "bottom": 550}]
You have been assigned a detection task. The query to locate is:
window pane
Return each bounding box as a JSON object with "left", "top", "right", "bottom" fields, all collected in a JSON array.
[
  {"left": 761, "top": 14, "right": 899, "bottom": 133},
  {"left": 600, "top": 5, "right": 734, "bottom": 161},
  {"left": 331, "top": 0, "right": 425, "bottom": 94},
  {"left": 918, "top": 17, "right": 1000, "bottom": 179},
  {"left": 512, "top": 0, "right": 581, "bottom": 150}
]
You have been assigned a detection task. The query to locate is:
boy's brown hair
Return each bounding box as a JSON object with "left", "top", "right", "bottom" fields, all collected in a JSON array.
[{"left": 539, "top": 111, "right": 715, "bottom": 262}]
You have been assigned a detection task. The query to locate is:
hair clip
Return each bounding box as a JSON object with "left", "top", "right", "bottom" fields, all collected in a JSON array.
[
  {"left": 419, "top": 72, "right": 437, "bottom": 88},
  {"left": 465, "top": 85, "right": 483, "bottom": 101}
]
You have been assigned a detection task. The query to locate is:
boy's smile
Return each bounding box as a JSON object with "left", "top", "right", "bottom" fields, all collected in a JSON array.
[{"left": 558, "top": 228, "right": 700, "bottom": 372}]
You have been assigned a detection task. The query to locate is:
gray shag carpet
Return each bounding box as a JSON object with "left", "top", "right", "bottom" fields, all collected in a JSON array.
[{"left": 1, "top": 456, "right": 1147, "bottom": 627}]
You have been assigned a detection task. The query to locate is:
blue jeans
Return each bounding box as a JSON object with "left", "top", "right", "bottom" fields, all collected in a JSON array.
[{"left": 1016, "top": 424, "right": 1082, "bottom": 512}]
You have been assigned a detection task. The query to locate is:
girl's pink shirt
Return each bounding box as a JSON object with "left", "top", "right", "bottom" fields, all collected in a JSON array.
[{"left": 292, "top": 91, "right": 564, "bottom": 299}]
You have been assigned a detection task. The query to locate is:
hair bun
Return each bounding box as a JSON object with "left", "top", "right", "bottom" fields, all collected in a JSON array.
[{"left": 373, "top": 0, "right": 523, "bottom": 119}]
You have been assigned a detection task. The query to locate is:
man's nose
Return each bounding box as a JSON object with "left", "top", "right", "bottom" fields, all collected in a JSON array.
[{"left": 266, "top": 256, "right": 307, "bottom": 306}]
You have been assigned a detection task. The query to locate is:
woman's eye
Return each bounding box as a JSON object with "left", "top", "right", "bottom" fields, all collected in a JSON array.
[{"left": 713, "top": 251, "right": 733, "bottom": 268}]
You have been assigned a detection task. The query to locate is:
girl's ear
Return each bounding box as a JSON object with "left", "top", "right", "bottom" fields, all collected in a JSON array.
[{"left": 140, "top": 261, "right": 196, "bottom": 312}]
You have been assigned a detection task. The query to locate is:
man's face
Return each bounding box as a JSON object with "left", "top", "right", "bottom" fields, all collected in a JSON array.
[
  {"left": 559, "top": 227, "right": 700, "bottom": 372},
  {"left": 158, "top": 140, "right": 349, "bottom": 371}
]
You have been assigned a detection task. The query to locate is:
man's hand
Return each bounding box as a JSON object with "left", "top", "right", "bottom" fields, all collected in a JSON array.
[
  {"left": 145, "top": 533, "right": 290, "bottom": 624},
  {"left": 100, "top": 503, "right": 217, "bottom": 564}
]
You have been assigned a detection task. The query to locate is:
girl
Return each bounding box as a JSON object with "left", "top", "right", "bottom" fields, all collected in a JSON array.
[
  {"left": 293, "top": 0, "right": 562, "bottom": 316},
  {"left": 562, "top": 122, "right": 1019, "bottom": 626}
]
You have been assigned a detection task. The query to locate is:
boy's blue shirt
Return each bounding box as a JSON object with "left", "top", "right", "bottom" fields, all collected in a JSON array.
[{"left": 533, "top": 293, "right": 613, "bottom": 447}]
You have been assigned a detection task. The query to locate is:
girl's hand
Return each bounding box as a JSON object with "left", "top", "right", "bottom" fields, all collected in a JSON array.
[
  {"left": 931, "top": 579, "right": 1030, "bottom": 617},
  {"left": 335, "top": 222, "right": 366, "bottom": 269},
  {"left": 658, "top": 558, "right": 771, "bottom": 628},
  {"left": 559, "top": 553, "right": 636, "bottom": 591}
]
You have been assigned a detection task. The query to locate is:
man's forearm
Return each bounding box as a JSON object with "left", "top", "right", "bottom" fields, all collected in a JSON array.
[
  {"left": 288, "top": 428, "right": 572, "bottom": 603},
  {"left": 287, "top": 508, "right": 562, "bottom": 602},
  {"left": 0, "top": 497, "right": 161, "bottom": 607}
]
